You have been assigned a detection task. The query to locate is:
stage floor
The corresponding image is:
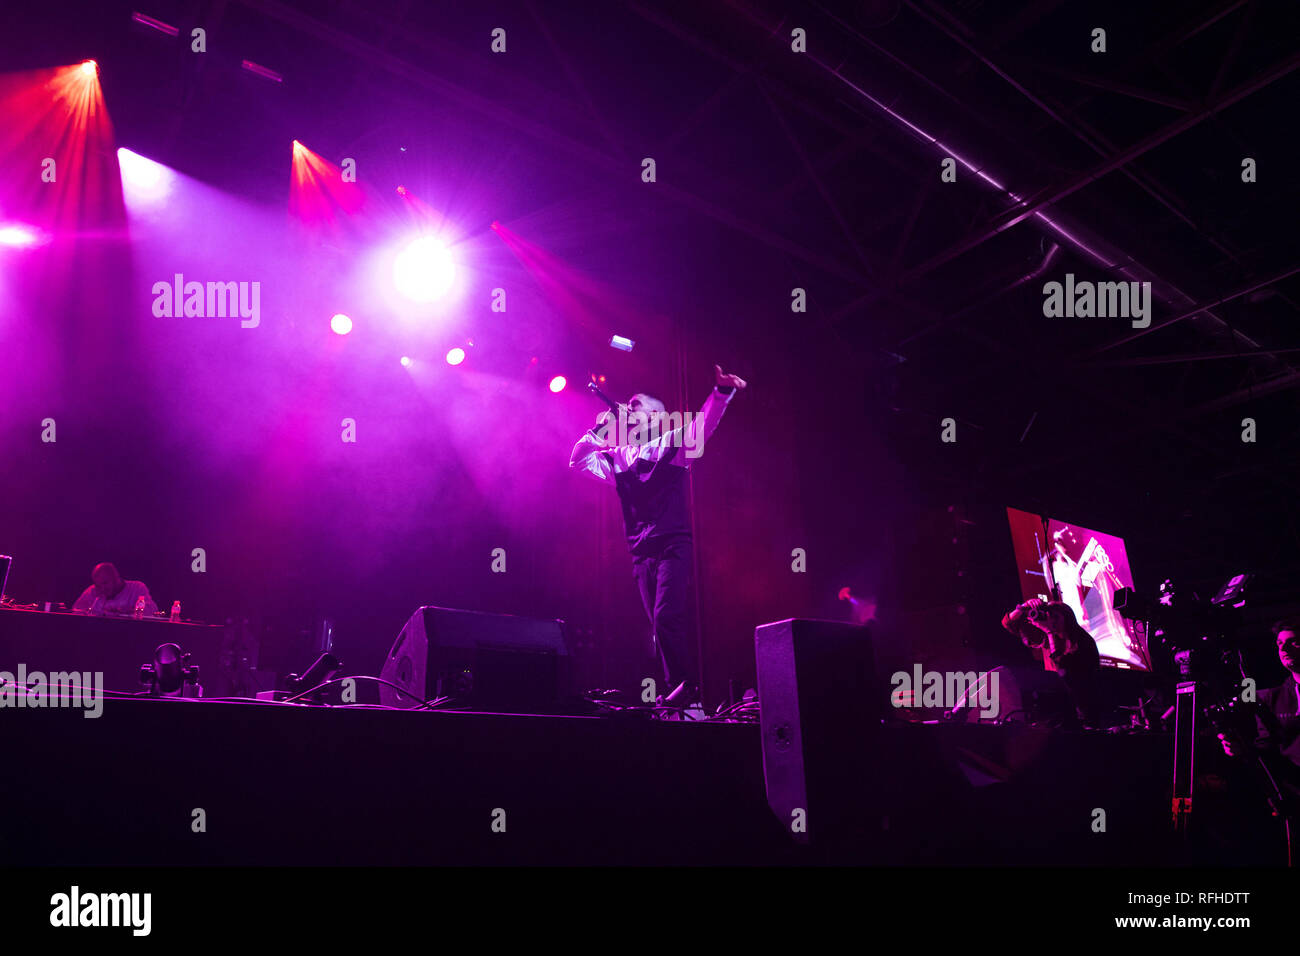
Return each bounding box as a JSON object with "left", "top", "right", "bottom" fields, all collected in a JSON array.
[{"left": 0, "top": 697, "right": 1283, "bottom": 865}]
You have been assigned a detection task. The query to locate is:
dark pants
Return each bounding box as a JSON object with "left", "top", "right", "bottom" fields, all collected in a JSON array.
[{"left": 631, "top": 534, "right": 697, "bottom": 696}]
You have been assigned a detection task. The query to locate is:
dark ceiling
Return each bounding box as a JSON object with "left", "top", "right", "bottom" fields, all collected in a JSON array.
[{"left": 5, "top": 0, "right": 1299, "bottom": 583}]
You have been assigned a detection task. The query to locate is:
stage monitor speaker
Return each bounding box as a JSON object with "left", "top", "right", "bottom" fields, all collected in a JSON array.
[
  {"left": 379, "top": 607, "right": 569, "bottom": 713},
  {"left": 754, "top": 618, "right": 878, "bottom": 845}
]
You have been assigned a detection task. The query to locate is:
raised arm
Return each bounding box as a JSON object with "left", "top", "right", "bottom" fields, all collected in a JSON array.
[
  {"left": 1002, "top": 599, "right": 1046, "bottom": 648},
  {"left": 654, "top": 365, "right": 747, "bottom": 461}
]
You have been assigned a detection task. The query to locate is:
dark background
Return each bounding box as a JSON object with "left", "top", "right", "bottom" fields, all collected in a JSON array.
[{"left": 1, "top": 0, "right": 1297, "bottom": 704}]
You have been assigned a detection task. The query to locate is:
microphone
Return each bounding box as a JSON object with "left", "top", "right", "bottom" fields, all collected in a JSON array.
[
  {"left": 586, "top": 380, "right": 620, "bottom": 413},
  {"left": 586, "top": 381, "right": 621, "bottom": 440}
]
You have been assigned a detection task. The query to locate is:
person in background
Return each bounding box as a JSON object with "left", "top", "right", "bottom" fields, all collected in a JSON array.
[
  {"left": 1221, "top": 621, "right": 1300, "bottom": 771},
  {"left": 1002, "top": 598, "right": 1102, "bottom": 725},
  {"left": 72, "top": 562, "right": 158, "bottom": 617},
  {"left": 1216, "top": 621, "right": 1300, "bottom": 824}
]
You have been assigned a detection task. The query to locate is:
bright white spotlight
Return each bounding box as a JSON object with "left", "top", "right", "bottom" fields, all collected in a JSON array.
[
  {"left": 400, "top": 355, "right": 411, "bottom": 367},
  {"left": 446, "top": 347, "right": 465, "bottom": 366},
  {"left": 393, "top": 236, "right": 456, "bottom": 303},
  {"left": 0, "top": 224, "right": 43, "bottom": 248},
  {"left": 330, "top": 313, "right": 353, "bottom": 335},
  {"left": 549, "top": 375, "right": 567, "bottom": 394},
  {"left": 117, "top": 148, "right": 172, "bottom": 202},
  {"left": 80, "top": 60, "right": 98, "bottom": 77}
]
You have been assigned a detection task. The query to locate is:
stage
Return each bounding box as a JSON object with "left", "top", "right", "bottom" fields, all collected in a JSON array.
[
  {"left": 0, "top": 695, "right": 1283, "bottom": 866},
  {"left": 3, "top": 3, "right": 1299, "bottom": 924}
]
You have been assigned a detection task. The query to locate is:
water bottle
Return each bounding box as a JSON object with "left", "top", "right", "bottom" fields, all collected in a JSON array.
[
  {"left": 133, "top": 595, "right": 146, "bottom": 620},
  {"left": 170, "top": 600, "right": 181, "bottom": 623}
]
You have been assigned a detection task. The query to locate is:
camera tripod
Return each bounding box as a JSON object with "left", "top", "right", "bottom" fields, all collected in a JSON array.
[{"left": 1171, "top": 648, "right": 1295, "bottom": 866}]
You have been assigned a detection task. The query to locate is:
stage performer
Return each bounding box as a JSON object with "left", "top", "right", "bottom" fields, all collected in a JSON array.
[{"left": 569, "top": 364, "right": 747, "bottom": 718}]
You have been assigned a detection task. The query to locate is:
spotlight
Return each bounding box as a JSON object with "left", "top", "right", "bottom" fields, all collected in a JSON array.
[
  {"left": 393, "top": 236, "right": 456, "bottom": 303},
  {"left": 284, "top": 653, "right": 341, "bottom": 703},
  {"left": 0, "top": 225, "right": 42, "bottom": 248},
  {"left": 330, "top": 313, "right": 353, "bottom": 335},
  {"left": 609, "top": 335, "right": 635, "bottom": 352},
  {"left": 80, "top": 60, "right": 98, "bottom": 78},
  {"left": 446, "top": 347, "right": 466, "bottom": 366},
  {"left": 139, "top": 643, "right": 201, "bottom": 698},
  {"left": 116, "top": 148, "right": 172, "bottom": 202},
  {"left": 400, "top": 355, "right": 411, "bottom": 367},
  {"left": 549, "top": 375, "right": 567, "bottom": 394}
]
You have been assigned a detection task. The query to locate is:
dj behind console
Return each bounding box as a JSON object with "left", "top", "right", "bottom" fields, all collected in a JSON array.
[{"left": 0, "top": 600, "right": 230, "bottom": 699}]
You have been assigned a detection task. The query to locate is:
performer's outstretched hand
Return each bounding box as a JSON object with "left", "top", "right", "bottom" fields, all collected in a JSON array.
[{"left": 715, "top": 365, "right": 748, "bottom": 390}]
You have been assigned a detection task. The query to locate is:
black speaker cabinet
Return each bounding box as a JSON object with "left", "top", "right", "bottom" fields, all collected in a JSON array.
[
  {"left": 379, "top": 606, "right": 569, "bottom": 713},
  {"left": 755, "top": 618, "right": 878, "bottom": 844}
]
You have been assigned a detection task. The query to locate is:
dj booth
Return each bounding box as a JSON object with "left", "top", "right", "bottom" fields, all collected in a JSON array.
[{"left": 0, "top": 607, "right": 226, "bottom": 696}]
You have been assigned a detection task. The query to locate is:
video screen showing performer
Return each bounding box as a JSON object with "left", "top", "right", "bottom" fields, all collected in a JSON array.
[{"left": 1006, "top": 507, "right": 1150, "bottom": 671}]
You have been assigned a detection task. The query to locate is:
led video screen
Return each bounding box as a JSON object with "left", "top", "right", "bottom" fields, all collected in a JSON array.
[{"left": 1006, "top": 507, "right": 1150, "bottom": 671}]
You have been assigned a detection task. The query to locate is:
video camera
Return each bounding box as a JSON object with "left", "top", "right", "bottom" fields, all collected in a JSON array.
[{"left": 1114, "top": 573, "right": 1252, "bottom": 677}]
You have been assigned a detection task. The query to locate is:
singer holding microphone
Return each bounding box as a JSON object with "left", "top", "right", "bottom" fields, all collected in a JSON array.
[{"left": 569, "top": 364, "right": 748, "bottom": 718}]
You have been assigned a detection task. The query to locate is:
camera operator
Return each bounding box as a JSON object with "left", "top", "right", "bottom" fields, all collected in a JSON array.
[
  {"left": 1219, "top": 621, "right": 1300, "bottom": 774},
  {"left": 1002, "top": 598, "right": 1102, "bottom": 726}
]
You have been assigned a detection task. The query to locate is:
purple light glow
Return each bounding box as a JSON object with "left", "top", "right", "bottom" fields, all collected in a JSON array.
[
  {"left": 0, "top": 224, "right": 43, "bottom": 248},
  {"left": 131, "top": 12, "right": 180, "bottom": 36},
  {"left": 241, "top": 59, "right": 283, "bottom": 84},
  {"left": 117, "top": 148, "right": 172, "bottom": 202},
  {"left": 393, "top": 236, "right": 456, "bottom": 303}
]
